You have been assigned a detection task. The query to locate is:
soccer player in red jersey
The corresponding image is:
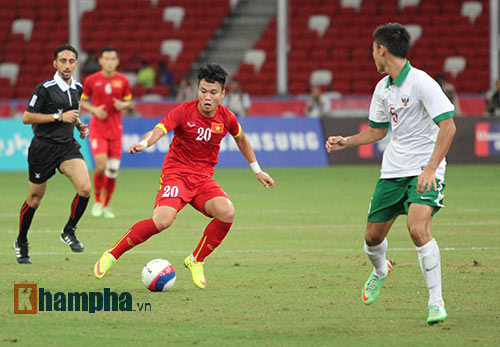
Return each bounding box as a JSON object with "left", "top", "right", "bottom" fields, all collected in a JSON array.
[
  {"left": 94, "top": 64, "right": 274, "bottom": 288},
  {"left": 81, "top": 47, "right": 133, "bottom": 219}
]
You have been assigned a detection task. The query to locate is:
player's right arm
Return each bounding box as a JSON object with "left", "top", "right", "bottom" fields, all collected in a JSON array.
[
  {"left": 129, "top": 127, "right": 165, "bottom": 154},
  {"left": 130, "top": 104, "right": 184, "bottom": 154},
  {"left": 327, "top": 81, "right": 388, "bottom": 152},
  {"left": 81, "top": 76, "right": 107, "bottom": 119},
  {"left": 130, "top": 105, "right": 184, "bottom": 154},
  {"left": 326, "top": 127, "right": 388, "bottom": 152}
]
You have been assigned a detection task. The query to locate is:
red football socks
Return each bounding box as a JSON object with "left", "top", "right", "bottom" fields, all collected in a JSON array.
[
  {"left": 93, "top": 172, "right": 105, "bottom": 203},
  {"left": 103, "top": 176, "right": 116, "bottom": 207},
  {"left": 193, "top": 219, "right": 232, "bottom": 262},
  {"left": 109, "top": 218, "right": 160, "bottom": 259}
]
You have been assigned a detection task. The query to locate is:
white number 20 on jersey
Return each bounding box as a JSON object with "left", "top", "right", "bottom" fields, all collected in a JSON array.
[
  {"left": 196, "top": 127, "right": 212, "bottom": 142},
  {"left": 162, "top": 185, "right": 179, "bottom": 198}
]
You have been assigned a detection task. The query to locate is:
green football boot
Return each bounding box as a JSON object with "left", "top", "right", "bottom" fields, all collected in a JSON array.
[{"left": 362, "top": 260, "right": 392, "bottom": 305}]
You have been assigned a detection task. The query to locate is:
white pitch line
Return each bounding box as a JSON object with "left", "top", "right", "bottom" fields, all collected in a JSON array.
[
  {"left": 5, "top": 219, "right": 500, "bottom": 235},
  {"left": 0, "top": 247, "right": 496, "bottom": 257}
]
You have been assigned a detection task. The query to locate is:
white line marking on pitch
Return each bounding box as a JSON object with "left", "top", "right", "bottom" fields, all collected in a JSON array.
[
  {"left": 0, "top": 247, "right": 496, "bottom": 256},
  {"left": 5, "top": 219, "right": 500, "bottom": 235}
]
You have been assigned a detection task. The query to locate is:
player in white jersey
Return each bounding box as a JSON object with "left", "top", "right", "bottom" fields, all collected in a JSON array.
[{"left": 326, "top": 23, "right": 456, "bottom": 325}]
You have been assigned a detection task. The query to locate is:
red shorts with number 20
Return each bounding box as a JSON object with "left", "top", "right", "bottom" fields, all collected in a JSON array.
[{"left": 154, "top": 172, "right": 228, "bottom": 216}]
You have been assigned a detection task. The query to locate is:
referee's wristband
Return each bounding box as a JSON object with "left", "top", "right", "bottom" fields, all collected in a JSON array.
[{"left": 249, "top": 161, "right": 262, "bottom": 174}]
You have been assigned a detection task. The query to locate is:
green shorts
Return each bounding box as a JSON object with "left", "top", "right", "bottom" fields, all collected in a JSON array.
[{"left": 367, "top": 176, "right": 445, "bottom": 223}]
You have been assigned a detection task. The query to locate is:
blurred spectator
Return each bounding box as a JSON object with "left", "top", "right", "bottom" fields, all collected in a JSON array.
[
  {"left": 81, "top": 49, "right": 100, "bottom": 77},
  {"left": 485, "top": 79, "right": 500, "bottom": 117},
  {"left": 305, "top": 85, "right": 331, "bottom": 117},
  {"left": 137, "top": 60, "right": 156, "bottom": 91},
  {"left": 157, "top": 61, "right": 174, "bottom": 91},
  {"left": 176, "top": 76, "right": 197, "bottom": 102},
  {"left": 435, "top": 73, "right": 462, "bottom": 116},
  {"left": 124, "top": 54, "right": 142, "bottom": 73},
  {"left": 222, "top": 79, "right": 251, "bottom": 117}
]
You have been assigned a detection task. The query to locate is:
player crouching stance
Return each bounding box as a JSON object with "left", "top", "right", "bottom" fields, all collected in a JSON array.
[
  {"left": 326, "top": 23, "right": 456, "bottom": 324},
  {"left": 94, "top": 64, "right": 274, "bottom": 288}
]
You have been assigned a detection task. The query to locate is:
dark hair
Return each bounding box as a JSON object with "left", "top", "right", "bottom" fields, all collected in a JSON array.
[
  {"left": 100, "top": 46, "right": 119, "bottom": 57},
  {"left": 197, "top": 63, "right": 227, "bottom": 89},
  {"left": 373, "top": 23, "right": 410, "bottom": 59},
  {"left": 54, "top": 44, "right": 78, "bottom": 60}
]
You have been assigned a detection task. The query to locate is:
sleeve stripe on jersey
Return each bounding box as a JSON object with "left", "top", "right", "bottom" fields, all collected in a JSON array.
[
  {"left": 233, "top": 123, "right": 242, "bottom": 138},
  {"left": 155, "top": 123, "right": 168, "bottom": 134},
  {"left": 81, "top": 93, "right": 89, "bottom": 100},
  {"left": 433, "top": 111, "right": 454, "bottom": 124},
  {"left": 123, "top": 94, "right": 132, "bottom": 101},
  {"left": 369, "top": 120, "right": 390, "bottom": 128}
]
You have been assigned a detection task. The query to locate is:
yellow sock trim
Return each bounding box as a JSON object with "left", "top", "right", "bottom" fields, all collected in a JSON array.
[
  {"left": 194, "top": 236, "right": 207, "bottom": 261},
  {"left": 109, "top": 229, "right": 132, "bottom": 253}
]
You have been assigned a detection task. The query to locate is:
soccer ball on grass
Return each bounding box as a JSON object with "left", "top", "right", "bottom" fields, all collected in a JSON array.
[{"left": 141, "top": 259, "right": 176, "bottom": 292}]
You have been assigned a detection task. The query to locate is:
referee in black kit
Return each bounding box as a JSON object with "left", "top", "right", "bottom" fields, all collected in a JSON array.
[{"left": 14, "top": 44, "right": 91, "bottom": 264}]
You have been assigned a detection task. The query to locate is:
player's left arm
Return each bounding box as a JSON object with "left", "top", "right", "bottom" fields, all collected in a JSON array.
[
  {"left": 113, "top": 97, "right": 133, "bottom": 111},
  {"left": 418, "top": 118, "right": 456, "bottom": 194},
  {"left": 114, "top": 78, "right": 134, "bottom": 111},
  {"left": 417, "top": 75, "right": 457, "bottom": 194},
  {"left": 233, "top": 129, "right": 274, "bottom": 189}
]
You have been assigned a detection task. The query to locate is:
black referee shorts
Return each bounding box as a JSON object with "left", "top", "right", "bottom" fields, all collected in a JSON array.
[{"left": 28, "top": 137, "right": 84, "bottom": 184}]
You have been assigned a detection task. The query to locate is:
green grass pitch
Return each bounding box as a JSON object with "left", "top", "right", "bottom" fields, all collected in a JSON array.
[{"left": 1, "top": 165, "right": 499, "bottom": 346}]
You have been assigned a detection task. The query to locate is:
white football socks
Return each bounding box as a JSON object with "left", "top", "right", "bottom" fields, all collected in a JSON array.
[
  {"left": 416, "top": 238, "right": 444, "bottom": 307},
  {"left": 364, "top": 238, "right": 388, "bottom": 278}
]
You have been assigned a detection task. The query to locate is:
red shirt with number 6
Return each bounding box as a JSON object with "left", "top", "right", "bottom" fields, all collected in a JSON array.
[{"left": 82, "top": 71, "right": 132, "bottom": 139}]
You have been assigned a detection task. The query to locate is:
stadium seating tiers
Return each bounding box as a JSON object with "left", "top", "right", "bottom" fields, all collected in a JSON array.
[
  {"left": 0, "top": 0, "right": 491, "bottom": 100},
  {"left": 235, "top": 0, "right": 490, "bottom": 96}
]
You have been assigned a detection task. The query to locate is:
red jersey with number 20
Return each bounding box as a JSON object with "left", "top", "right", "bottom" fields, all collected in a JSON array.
[
  {"left": 82, "top": 71, "right": 132, "bottom": 139},
  {"left": 155, "top": 100, "right": 241, "bottom": 177}
]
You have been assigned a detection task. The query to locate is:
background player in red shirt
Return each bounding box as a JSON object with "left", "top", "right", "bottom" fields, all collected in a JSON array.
[
  {"left": 94, "top": 64, "right": 274, "bottom": 288},
  {"left": 81, "top": 47, "right": 133, "bottom": 219}
]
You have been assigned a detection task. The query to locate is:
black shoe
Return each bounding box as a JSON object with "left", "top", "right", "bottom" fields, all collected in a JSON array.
[
  {"left": 60, "top": 228, "right": 84, "bottom": 253},
  {"left": 14, "top": 240, "right": 32, "bottom": 264}
]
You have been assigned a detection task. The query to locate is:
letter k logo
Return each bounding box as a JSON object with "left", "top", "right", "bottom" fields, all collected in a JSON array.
[{"left": 14, "top": 284, "right": 38, "bottom": 314}]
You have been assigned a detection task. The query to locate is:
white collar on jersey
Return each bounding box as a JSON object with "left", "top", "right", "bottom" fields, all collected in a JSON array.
[{"left": 53, "top": 72, "right": 78, "bottom": 92}]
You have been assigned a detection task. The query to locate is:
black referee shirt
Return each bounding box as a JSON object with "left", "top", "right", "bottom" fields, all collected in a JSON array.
[{"left": 26, "top": 72, "right": 83, "bottom": 143}]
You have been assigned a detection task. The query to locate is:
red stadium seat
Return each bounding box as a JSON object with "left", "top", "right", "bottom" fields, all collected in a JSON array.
[
  {"left": 0, "top": 104, "right": 12, "bottom": 117},
  {"left": 4, "top": 0, "right": 491, "bottom": 97},
  {"left": 0, "top": 85, "right": 13, "bottom": 100},
  {"left": 149, "top": 85, "right": 170, "bottom": 97},
  {"left": 131, "top": 85, "right": 147, "bottom": 98}
]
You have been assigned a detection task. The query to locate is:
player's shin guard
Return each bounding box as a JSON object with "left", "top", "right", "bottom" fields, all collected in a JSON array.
[
  {"left": 417, "top": 238, "right": 444, "bottom": 306},
  {"left": 109, "top": 218, "right": 160, "bottom": 259},
  {"left": 93, "top": 172, "right": 105, "bottom": 203},
  {"left": 18, "top": 201, "right": 37, "bottom": 243},
  {"left": 364, "top": 238, "right": 388, "bottom": 277},
  {"left": 193, "top": 219, "right": 232, "bottom": 262},
  {"left": 64, "top": 194, "right": 89, "bottom": 232},
  {"left": 103, "top": 176, "right": 116, "bottom": 207}
]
